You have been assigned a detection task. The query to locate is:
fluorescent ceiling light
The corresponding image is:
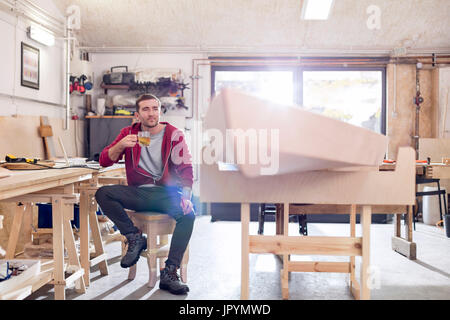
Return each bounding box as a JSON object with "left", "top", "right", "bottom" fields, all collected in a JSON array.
[
  {"left": 302, "top": 0, "right": 334, "bottom": 20},
  {"left": 27, "top": 25, "right": 55, "bottom": 46}
]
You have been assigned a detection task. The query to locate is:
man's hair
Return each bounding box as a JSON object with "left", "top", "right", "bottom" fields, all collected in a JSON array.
[{"left": 135, "top": 94, "right": 161, "bottom": 112}]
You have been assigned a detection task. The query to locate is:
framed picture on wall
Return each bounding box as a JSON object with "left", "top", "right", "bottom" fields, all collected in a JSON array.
[{"left": 21, "top": 42, "right": 40, "bottom": 90}]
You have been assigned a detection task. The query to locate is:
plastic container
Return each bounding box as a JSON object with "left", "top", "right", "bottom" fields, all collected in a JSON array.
[
  {"left": 422, "top": 186, "right": 445, "bottom": 225},
  {"left": 37, "top": 203, "right": 80, "bottom": 229}
]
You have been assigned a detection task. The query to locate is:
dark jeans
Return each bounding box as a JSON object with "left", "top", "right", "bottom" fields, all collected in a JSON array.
[{"left": 95, "top": 185, "right": 195, "bottom": 268}]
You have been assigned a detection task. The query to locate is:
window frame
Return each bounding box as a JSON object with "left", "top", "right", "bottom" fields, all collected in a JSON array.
[
  {"left": 210, "top": 60, "right": 386, "bottom": 135},
  {"left": 300, "top": 66, "right": 387, "bottom": 135}
]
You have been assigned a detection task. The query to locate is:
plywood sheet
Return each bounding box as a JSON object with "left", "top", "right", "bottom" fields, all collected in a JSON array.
[
  {"left": 0, "top": 115, "right": 86, "bottom": 160},
  {"left": 205, "top": 88, "right": 388, "bottom": 177},
  {"left": 200, "top": 147, "right": 415, "bottom": 205},
  {"left": 419, "top": 138, "right": 450, "bottom": 162}
]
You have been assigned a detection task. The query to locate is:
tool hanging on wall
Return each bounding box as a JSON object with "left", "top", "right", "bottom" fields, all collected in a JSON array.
[
  {"left": 78, "top": 75, "right": 87, "bottom": 94},
  {"left": 69, "top": 76, "right": 78, "bottom": 94},
  {"left": 84, "top": 75, "right": 93, "bottom": 91}
]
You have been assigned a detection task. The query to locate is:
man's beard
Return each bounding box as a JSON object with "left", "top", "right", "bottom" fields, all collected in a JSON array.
[{"left": 142, "top": 118, "right": 159, "bottom": 129}]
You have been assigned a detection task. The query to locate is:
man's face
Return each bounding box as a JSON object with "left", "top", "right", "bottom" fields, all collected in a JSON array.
[{"left": 136, "top": 98, "right": 160, "bottom": 128}]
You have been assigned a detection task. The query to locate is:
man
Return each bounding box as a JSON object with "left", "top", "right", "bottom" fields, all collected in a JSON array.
[{"left": 95, "top": 94, "right": 195, "bottom": 295}]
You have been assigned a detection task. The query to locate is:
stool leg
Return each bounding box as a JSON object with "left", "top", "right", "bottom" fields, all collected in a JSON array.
[
  {"left": 180, "top": 245, "right": 189, "bottom": 283},
  {"left": 146, "top": 224, "right": 158, "bottom": 288},
  {"left": 159, "top": 234, "right": 169, "bottom": 270}
]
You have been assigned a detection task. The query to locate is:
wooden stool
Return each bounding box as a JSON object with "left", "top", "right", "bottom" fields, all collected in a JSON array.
[{"left": 121, "top": 210, "right": 189, "bottom": 288}]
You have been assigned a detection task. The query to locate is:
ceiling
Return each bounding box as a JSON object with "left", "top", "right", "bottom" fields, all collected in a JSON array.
[{"left": 53, "top": 0, "right": 450, "bottom": 54}]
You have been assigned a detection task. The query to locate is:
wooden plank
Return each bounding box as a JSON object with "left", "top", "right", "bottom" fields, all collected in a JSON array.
[
  {"left": 79, "top": 190, "right": 90, "bottom": 286},
  {"left": 283, "top": 202, "right": 289, "bottom": 236},
  {"left": 64, "top": 269, "right": 85, "bottom": 288},
  {"left": 281, "top": 255, "right": 289, "bottom": 300},
  {"left": 275, "top": 204, "right": 283, "bottom": 235},
  {"left": 88, "top": 193, "right": 109, "bottom": 276},
  {"left": 89, "top": 253, "right": 108, "bottom": 267},
  {"left": 1, "top": 194, "right": 78, "bottom": 204},
  {"left": 22, "top": 204, "right": 33, "bottom": 249},
  {"left": 200, "top": 147, "right": 416, "bottom": 205},
  {"left": 205, "top": 88, "right": 388, "bottom": 177},
  {"left": 281, "top": 203, "right": 289, "bottom": 300},
  {"left": 360, "top": 205, "right": 371, "bottom": 300},
  {"left": 5, "top": 204, "right": 25, "bottom": 259},
  {"left": 0, "top": 161, "right": 55, "bottom": 170},
  {"left": 40, "top": 116, "right": 56, "bottom": 160},
  {"left": 419, "top": 138, "right": 450, "bottom": 162},
  {"left": 351, "top": 277, "right": 361, "bottom": 300},
  {"left": 394, "top": 214, "right": 401, "bottom": 237},
  {"left": 349, "top": 204, "right": 356, "bottom": 288},
  {"left": 404, "top": 205, "right": 413, "bottom": 242},
  {"left": 0, "top": 116, "right": 85, "bottom": 161},
  {"left": 427, "top": 165, "right": 450, "bottom": 179},
  {"left": 0, "top": 167, "right": 10, "bottom": 179},
  {"left": 0, "top": 169, "right": 93, "bottom": 201},
  {"left": 63, "top": 205, "right": 86, "bottom": 294},
  {"left": 249, "top": 235, "right": 362, "bottom": 256},
  {"left": 51, "top": 197, "right": 65, "bottom": 300},
  {"left": 391, "top": 236, "right": 417, "bottom": 260},
  {"left": 289, "top": 204, "right": 406, "bottom": 215},
  {"left": 241, "top": 203, "right": 250, "bottom": 300},
  {"left": 287, "top": 261, "right": 351, "bottom": 273}
]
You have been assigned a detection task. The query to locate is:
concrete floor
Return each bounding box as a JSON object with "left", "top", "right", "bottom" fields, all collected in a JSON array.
[{"left": 26, "top": 215, "right": 450, "bottom": 300}]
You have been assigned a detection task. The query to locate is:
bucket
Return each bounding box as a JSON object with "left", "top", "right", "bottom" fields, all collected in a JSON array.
[
  {"left": 444, "top": 215, "right": 450, "bottom": 238},
  {"left": 422, "top": 186, "right": 445, "bottom": 225}
]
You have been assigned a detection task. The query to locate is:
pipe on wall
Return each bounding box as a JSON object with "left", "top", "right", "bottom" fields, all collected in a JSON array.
[{"left": 65, "top": 23, "right": 71, "bottom": 130}]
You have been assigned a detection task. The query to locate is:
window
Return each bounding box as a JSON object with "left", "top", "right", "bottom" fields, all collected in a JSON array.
[
  {"left": 211, "top": 61, "right": 386, "bottom": 134},
  {"left": 301, "top": 68, "right": 386, "bottom": 134},
  {"left": 212, "top": 65, "right": 298, "bottom": 106}
]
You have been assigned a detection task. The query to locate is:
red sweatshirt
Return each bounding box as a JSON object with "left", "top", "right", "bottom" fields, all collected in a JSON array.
[{"left": 99, "top": 122, "right": 193, "bottom": 190}]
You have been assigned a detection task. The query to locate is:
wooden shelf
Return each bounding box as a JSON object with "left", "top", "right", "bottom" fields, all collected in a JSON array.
[
  {"left": 100, "top": 83, "right": 129, "bottom": 89},
  {"left": 100, "top": 83, "right": 130, "bottom": 94}
]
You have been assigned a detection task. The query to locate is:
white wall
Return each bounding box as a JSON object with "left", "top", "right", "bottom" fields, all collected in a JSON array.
[
  {"left": 0, "top": 0, "right": 66, "bottom": 119},
  {"left": 90, "top": 53, "right": 205, "bottom": 118},
  {"left": 90, "top": 52, "right": 210, "bottom": 197}
]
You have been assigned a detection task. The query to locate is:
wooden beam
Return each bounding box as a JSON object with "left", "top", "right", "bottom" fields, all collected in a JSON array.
[
  {"left": 51, "top": 197, "right": 65, "bottom": 300},
  {"left": 249, "top": 235, "right": 362, "bottom": 256},
  {"left": 360, "top": 205, "right": 371, "bottom": 300},
  {"left": 0, "top": 194, "right": 79, "bottom": 204},
  {"left": 287, "top": 261, "right": 351, "bottom": 273},
  {"left": 241, "top": 203, "right": 250, "bottom": 300},
  {"left": 349, "top": 204, "right": 356, "bottom": 288},
  {"left": 391, "top": 236, "right": 417, "bottom": 260},
  {"left": 5, "top": 204, "right": 25, "bottom": 259},
  {"left": 351, "top": 277, "right": 361, "bottom": 300},
  {"left": 89, "top": 253, "right": 108, "bottom": 267}
]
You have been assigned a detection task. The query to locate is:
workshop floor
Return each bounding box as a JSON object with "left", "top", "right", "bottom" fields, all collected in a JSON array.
[{"left": 26, "top": 215, "right": 450, "bottom": 300}]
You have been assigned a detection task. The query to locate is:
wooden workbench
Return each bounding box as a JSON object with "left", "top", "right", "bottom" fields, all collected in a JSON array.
[
  {"left": 200, "top": 147, "right": 416, "bottom": 300},
  {"left": 0, "top": 167, "right": 96, "bottom": 300}
]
